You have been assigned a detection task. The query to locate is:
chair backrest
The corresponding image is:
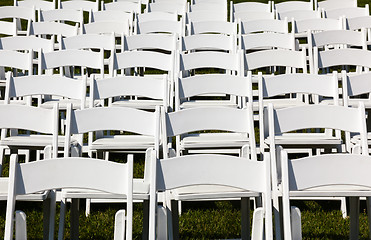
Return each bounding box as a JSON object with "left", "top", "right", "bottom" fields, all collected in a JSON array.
[
  {"left": 135, "top": 18, "right": 185, "bottom": 36},
  {"left": 244, "top": 49, "right": 307, "bottom": 74},
  {"left": 82, "top": 21, "right": 130, "bottom": 36},
  {"left": 346, "top": 15, "right": 371, "bottom": 31},
  {"left": 313, "top": 47, "right": 371, "bottom": 74},
  {"left": 15, "top": 0, "right": 56, "bottom": 11},
  {"left": 0, "top": 50, "right": 33, "bottom": 79},
  {"left": 102, "top": 1, "right": 141, "bottom": 14},
  {"left": 163, "top": 106, "right": 257, "bottom": 159},
  {"left": 123, "top": 33, "right": 177, "bottom": 53},
  {"left": 181, "top": 33, "right": 237, "bottom": 53},
  {"left": 278, "top": 9, "right": 321, "bottom": 21},
  {"left": 155, "top": 153, "right": 272, "bottom": 238},
  {"left": 280, "top": 152, "right": 371, "bottom": 239},
  {"left": 239, "top": 19, "right": 289, "bottom": 34},
  {"left": 0, "top": 6, "right": 35, "bottom": 36},
  {"left": 292, "top": 17, "right": 344, "bottom": 35},
  {"left": 175, "top": 73, "right": 252, "bottom": 110},
  {"left": 240, "top": 32, "right": 296, "bottom": 51},
  {"left": 90, "top": 9, "right": 133, "bottom": 28},
  {"left": 4, "top": 154, "right": 133, "bottom": 240},
  {"left": 186, "top": 10, "right": 227, "bottom": 23},
  {"left": 90, "top": 74, "right": 169, "bottom": 110},
  {"left": 318, "top": 0, "right": 357, "bottom": 10},
  {"left": 0, "top": 103, "right": 59, "bottom": 157},
  {"left": 29, "top": 21, "right": 79, "bottom": 39},
  {"left": 342, "top": 71, "right": 371, "bottom": 108},
  {"left": 137, "top": 11, "right": 178, "bottom": 22},
  {"left": 113, "top": 50, "right": 175, "bottom": 78},
  {"left": 324, "top": 5, "right": 369, "bottom": 19},
  {"left": 58, "top": 0, "right": 99, "bottom": 12},
  {"left": 274, "top": 0, "right": 314, "bottom": 13},
  {"left": 62, "top": 33, "right": 115, "bottom": 52},
  {"left": 39, "top": 48, "right": 104, "bottom": 78},
  {"left": 234, "top": 10, "right": 275, "bottom": 22},
  {"left": 40, "top": 8, "right": 83, "bottom": 25},
  {"left": 5, "top": 72, "right": 87, "bottom": 109},
  {"left": 188, "top": 20, "right": 237, "bottom": 35},
  {"left": 231, "top": 1, "right": 272, "bottom": 22},
  {"left": 179, "top": 50, "right": 241, "bottom": 74},
  {"left": 0, "top": 36, "right": 54, "bottom": 52},
  {"left": 147, "top": 2, "right": 187, "bottom": 17},
  {"left": 65, "top": 106, "right": 161, "bottom": 155}
]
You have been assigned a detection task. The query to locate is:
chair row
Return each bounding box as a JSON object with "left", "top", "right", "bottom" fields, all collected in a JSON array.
[{"left": 1, "top": 101, "right": 370, "bottom": 239}]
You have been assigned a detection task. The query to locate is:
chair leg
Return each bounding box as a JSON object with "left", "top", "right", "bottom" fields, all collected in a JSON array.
[
  {"left": 290, "top": 206, "right": 302, "bottom": 240},
  {"left": 272, "top": 193, "right": 282, "bottom": 240},
  {"left": 241, "top": 197, "right": 250, "bottom": 240},
  {"left": 48, "top": 190, "right": 56, "bottom": 240},
  {"left": 70, "top": 198, "right": 80, "bottom": 240},
  {"left": 366, "top": 197, "right": 371, "bottom": 240},
  {"left": 43, "top": 196, "right": 51, "bottom": 240},
  {"left": 340, "top": 197, "right": 347, "bottom": 218},
  {"left": 142, "top": 200, "right": 149, "bottom": 240},
  {"left": 349, "top": 197, "right": 360, "bottom": 240},
  {"left": 251, "top": 207, "right": 264, "bottom": 240},
  {"left": 170, "top": 200, "right": 180, "bottom": 240},
  {"left": 156, "top": 205, "right": 168, "bottom": 240},
  {"left": 58, "top": 197, "right": 67, "bottom": 240},
  {"left": 114, "top": 210, "right": 126, "bottom": 240},
  {"left": 15, "top": 211, "right": 27, "bottom": 240},
  {"left": 85, "top": 199, "right": 91, "bottom": 217}
]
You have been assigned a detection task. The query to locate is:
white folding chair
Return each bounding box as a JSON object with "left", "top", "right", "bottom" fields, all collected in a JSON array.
[
  {"left": 62, "top": 33, "right": 115, "bottom": 76},
  {"left": 90, "top": 74, "right": 170, "bottom": 111},
  {"left": 342, "top": 71, "right": 371, "bottom": 153},
  {"left": 0, "top": 6, "right": 35, "bottom": 36},
  {"left": 39, "top": 8, "right": 83, "bottom": 33},
  {"left": 163, "top": 106, "right": 257, "bottom": 158},
  {"left": 312, "top": 47, "right": 371, "bottom": 76},
  {"left": 308, "top": 29, "right": 367, "bottom": 73},
  {"left": 28, "top": 21, "right": 79, "bottom": 50},
  {"left": 268, "top": 103, "right": 368, "bottom": 239},
  {"left": 4, "top": 154, "right": 134, "bottom": 240},
  {"left": 346, "top": 16, "right": 371, "bottom": 47},
  {"left": 154, "top": 152, "right": 272, "bottom": 240},
  {"left": 281, "top": 152, "right": 371, "bottom": 240},
  {"left": 258, "top": 71, "right": 339, "bottom": 155},
  {"left": 292, "top": 17, "right": 344, "bottom": 45},
  {"left": 0, "top": 50, "right": 33, "bottom": 98}
]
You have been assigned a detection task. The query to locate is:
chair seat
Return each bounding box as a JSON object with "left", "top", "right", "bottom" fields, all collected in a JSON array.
[
  {"left": 253, "top": 99, "right": 306, "bottom": 111},
  {"left": 61, "top": 178, "right": 150, "bottom": 200},
  {"left": 40, "top": 98, "right": 90, "bottom": 110},
  {"left": 265, "top": 133, "right": 342, "bottom": 146},
  {"left": 111, "top": 99, "right": 163, "bottom": 110},
  {"left": 0, "top": 135, "right": 67, "bottom": 149},
  {"left": 180, "top": 100, "right": 238, "bottom": 109},
  {"left": 0, "top": 178, "right": 48, "bottom": 201},
  {"left": 90, "top": 135, "right": 155, "bottom": 151},
  {"left": 170, "top": 185, "right": 260, "bottom": 201},
  {"left": 180, "top": 132, "right": 249, "bottom": 149}
]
